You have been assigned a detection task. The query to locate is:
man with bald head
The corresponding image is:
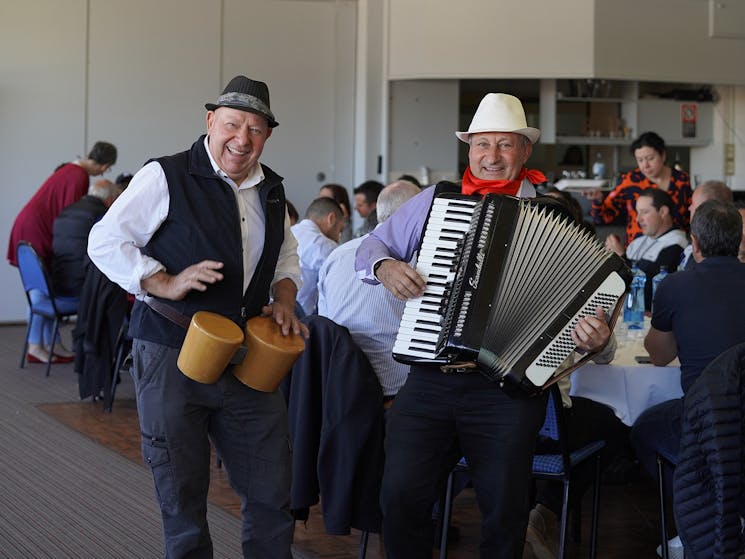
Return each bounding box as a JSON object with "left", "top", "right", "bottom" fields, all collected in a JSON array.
[
  {"left": 52, "top": 179, "right": 122, "bottom": 296},
  {"left": 318, "top": 180, "right": 421, "bottom": 400},
  {"left": 291, "top": 196, "right": 346, "bottom": 315},
  {"left": 680, "top": 179, "right": 732, "bottom": 270},
  {"left": 355, "top": 93, "right": 612, "bottom": 559}
]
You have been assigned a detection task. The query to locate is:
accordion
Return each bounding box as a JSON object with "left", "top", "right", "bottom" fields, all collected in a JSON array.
[{"left": 392, "top": 192, "right": 631, "bottom": 395}]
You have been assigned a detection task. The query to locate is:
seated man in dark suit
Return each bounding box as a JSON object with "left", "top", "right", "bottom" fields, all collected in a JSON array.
[{"left": 52, "top": 178, "right": 122, "bottom": 296}]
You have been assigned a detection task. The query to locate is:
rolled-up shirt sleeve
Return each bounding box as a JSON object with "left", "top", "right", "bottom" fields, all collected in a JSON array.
[
  {"left": 354, "top": 186, "right": 435, "bottom": 283},
  {"left": 271, "top": 210, "right": 302, "bottom": 292},
  {"left": 88, "top": 161, "right": 169, "bottom": 296}
]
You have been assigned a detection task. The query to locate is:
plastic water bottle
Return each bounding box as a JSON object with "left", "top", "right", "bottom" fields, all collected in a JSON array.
[
  {"left": 592, "top": 153, "right": 606, "bottom": 179},
  {"left": 651, "top": 265, "right": 669, "bottom": 312},
  {"left": 624, "top": 264, "right": 646, "bottom": 329}
]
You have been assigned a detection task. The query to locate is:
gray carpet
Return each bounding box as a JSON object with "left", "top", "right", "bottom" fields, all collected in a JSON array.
[{"left": 0, "top": 324, "right": 244, "bottom": 558}]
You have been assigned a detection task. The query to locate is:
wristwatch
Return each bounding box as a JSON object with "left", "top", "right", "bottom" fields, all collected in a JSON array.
[{"left": 373, "top": 260, "right": 384, "bottom": 277}]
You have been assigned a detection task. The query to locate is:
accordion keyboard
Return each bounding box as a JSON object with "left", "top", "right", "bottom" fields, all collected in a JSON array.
[{"left": 393, "top": 196, "right": 478, "bottom": 360}]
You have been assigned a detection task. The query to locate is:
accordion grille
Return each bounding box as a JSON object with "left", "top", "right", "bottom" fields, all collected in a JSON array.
[{"left": 479, "top": 200, "right": 610, "bottom": 376}]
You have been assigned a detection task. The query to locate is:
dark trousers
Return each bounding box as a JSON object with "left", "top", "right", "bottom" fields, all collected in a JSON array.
[
  {"left": 380, "top": 366, "right": 546, "bottom": 559},
  {"left": 132, "top": 339, "right": 293, "bottom": 559},
  {"left": 535, "top": 396, "right": 631, "bottom": 515},
  {"left": 630, "top": 398, "right": 683, "bottom": 497}
]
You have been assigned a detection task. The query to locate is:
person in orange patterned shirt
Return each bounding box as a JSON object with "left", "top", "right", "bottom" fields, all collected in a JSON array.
[{"left": 587, "top": 131, "right": 692, "bottom": 247}]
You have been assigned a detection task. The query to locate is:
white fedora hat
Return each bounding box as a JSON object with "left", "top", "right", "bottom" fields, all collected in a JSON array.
[{"left": 455, "top": 93, "right": 540, "bottom": 144}]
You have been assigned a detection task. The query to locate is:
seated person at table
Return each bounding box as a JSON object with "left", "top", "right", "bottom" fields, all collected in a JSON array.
[
  {"left": 52, "top": 179, "right": 123, "bottom": 297},
  {"left": 353, "top": 180, "right": 383, "bottom": 238},
  {"left": 605, "top": 188, "right": 687, "bottom": 311},
  {"left": 318, "top": 179, "right": 421, "bottom": 403},
  {"left": 631, "top": 200, "right": 745, "bottom": 497},
  {"left": 319, "top": 183, "right": 353, "bottom": 243},
  {"left": 291, "top": 197, "right": 345, "bottom": 315},
  {"left": 679, "top": 180, "right": 732, "bottom": 270}
]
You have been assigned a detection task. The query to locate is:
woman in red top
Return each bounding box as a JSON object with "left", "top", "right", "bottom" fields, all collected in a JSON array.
[
  {"left": 8, "top": 141, "right": 117, "bottom": 364},
  {"left": 588, "top": 131, "right": 692, "bottom": 247}
]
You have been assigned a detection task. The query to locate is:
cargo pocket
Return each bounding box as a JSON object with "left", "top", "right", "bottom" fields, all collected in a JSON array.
[
  {"left": 131, "top": 340, "right": 170, "bottom": 391},
  {"left": 141, "top": 433, "right": 177, "bottom": 510}
]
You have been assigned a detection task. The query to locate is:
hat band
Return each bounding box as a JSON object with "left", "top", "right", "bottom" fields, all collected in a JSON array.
[{"left": 215, "top": 92, "right": 273, "bottom": 118}]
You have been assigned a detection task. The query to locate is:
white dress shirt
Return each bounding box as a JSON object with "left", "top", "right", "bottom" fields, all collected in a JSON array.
[
  {"left": 88, "top": 136, "right": 300, "bottom": 297},
  {"left": 291, "top": 218, "right": 337, "bottom": 315}
]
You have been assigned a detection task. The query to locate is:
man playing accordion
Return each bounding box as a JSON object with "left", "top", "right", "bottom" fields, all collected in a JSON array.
[{"left": 355, "top": 93, "right": 612, "bottom": 559}]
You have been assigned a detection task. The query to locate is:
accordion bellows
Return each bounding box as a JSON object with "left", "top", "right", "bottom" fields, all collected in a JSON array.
[{"left": 393, "top": 193, "right": 631, "bottom": 393}]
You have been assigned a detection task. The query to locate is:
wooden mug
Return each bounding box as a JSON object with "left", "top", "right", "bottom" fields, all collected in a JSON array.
[
  {"left": 232, "top": 315, "right": 305, "bottom": 392},
  {"left": 177, "top": 311, "right": 244, "bottom": 383}
]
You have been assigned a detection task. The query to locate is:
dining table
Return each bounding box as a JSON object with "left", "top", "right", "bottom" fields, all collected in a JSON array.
[{"left": 569, "top": 318, "right": 683, "bottom": 426}]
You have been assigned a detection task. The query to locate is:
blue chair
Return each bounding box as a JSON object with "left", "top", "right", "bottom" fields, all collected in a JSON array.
[
  {"left": 531, "top": 385, "right": 605, "bottom": 559},
  {"left": 437, "top": 385, "right": 605, "bottom": 559},
  {"left": 16, "top": 241, "right": 79, "bottom": 377}
]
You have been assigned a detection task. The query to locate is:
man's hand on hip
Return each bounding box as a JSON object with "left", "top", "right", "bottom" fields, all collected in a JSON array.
[{"left": 141, "top": 260, "right": 224, "bottom": 301}]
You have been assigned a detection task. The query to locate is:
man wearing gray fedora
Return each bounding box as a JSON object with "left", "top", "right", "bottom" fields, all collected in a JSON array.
[
  {"left": 355, "top": 93, "right": 612, "bottom": 559},
  {"left": 89, "top": 75, "right": 305, "bottom": 558}
]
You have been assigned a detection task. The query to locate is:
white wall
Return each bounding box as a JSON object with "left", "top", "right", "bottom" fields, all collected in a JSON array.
[
  {"left": 386, "top": 0, "right": 745, "bottom": 85},
  {"left": 594, "top": 0, "right": 745, "bottom": 83},
  {"left": 691, "top": 85, "right": 745, "bottom": 190},
  {"left": 88, "top": 0, "right": 222, "bottom": 177},
  {"left": 388, "top": 80, "right": 460, "bottom": 184},
  {"left": 0, "top": 0, "right": 357, "bottom": 322},
  {"left": 386, "top": 0, "right": 595, "bottom": 79},
  {"left": 1, "top": 0, "right": 88, "bottom": 322}
]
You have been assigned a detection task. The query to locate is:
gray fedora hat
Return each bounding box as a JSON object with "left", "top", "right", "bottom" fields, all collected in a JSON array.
[{"left": 205, "top": 75, "right": 278, "bottom": 128}]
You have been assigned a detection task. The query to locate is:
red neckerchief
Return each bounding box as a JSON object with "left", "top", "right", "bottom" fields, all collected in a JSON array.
[{"left": 461, "top": 166, "right": 547, "bottom": 196}]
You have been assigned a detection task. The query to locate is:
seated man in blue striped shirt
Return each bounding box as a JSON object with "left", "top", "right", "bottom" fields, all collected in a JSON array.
[{"left": 317, "top": 180, "right": 421, "bottom": 403}]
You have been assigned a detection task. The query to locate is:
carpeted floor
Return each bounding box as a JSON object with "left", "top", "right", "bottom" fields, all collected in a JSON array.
[
  {"left": 0, "top": 324, "right": 245, "bottom": 558},
  {"left": 37, "top": 399, "right": 244, "bottom": 518},
  {"left": 35, "top": 398, "right": 400, "bottom": 558},
  {"left": 27, "top": 323, "right": 666, "bottom": 559}
]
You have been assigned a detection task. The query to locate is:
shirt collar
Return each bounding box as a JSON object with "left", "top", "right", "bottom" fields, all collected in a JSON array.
[{"left": 203, "top": 135, "right": 264, "bottom": 190}]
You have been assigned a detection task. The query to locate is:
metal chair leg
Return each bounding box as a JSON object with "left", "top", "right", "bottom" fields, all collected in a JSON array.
[
  {"left": 657, "top": 454, "right": 670, "bottom": 559},
  {"left": 438, "top": 469, "right": 456, "bottom": 559},
  {"left": 46, "top": 318, "right": 60, "bottom": 377},
  {"left": 358, "top": 530, "right": 369, "bottom": 559},
  {"left": 106, "top": 343, "right": 124, "bottom": 413},
  {"left": 20, "top": 322, "right": 30, "bottom": 368},
  {"left": 589, "top": 453, "right": 602, "bottom": 559},
  {"left": 558, "top": 480, "right": 570, "bottom": 559}
]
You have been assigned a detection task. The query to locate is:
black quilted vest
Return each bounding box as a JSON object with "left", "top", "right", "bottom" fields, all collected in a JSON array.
[{"left": 128, "top": 136, "right": 286, "bottom": 348}]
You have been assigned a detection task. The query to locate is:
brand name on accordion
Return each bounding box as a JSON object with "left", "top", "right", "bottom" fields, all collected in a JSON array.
[{"left": 468, "top": 249, "right": 485, "bottom": 289}]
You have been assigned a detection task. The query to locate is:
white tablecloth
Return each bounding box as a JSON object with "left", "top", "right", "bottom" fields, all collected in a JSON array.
[{"left": 569, "top": 320, "right": 683, "bottom": 426}]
